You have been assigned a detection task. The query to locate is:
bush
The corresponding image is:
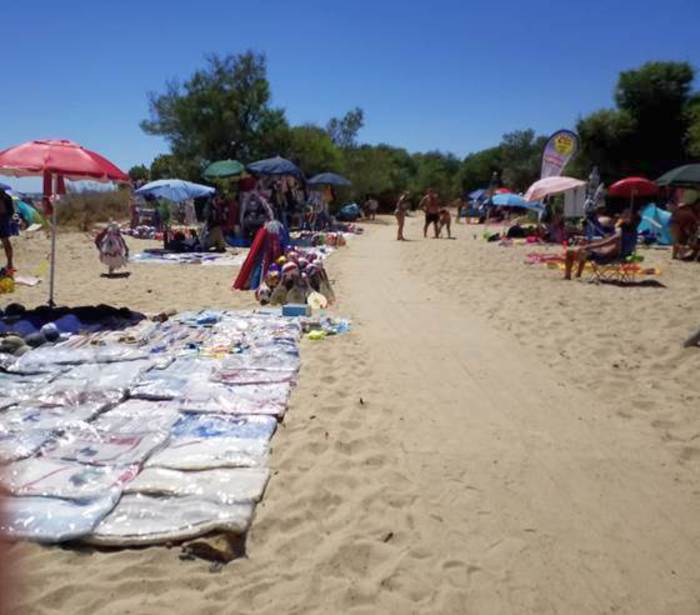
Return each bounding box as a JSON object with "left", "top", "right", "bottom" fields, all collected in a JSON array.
[{"left": 55, "top": 189, "right": 130, "bottom": 231}]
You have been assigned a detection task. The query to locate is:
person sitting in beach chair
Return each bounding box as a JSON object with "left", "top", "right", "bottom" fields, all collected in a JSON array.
[{"left": 564, "top": 208, "right": 640, "bottom": 280}]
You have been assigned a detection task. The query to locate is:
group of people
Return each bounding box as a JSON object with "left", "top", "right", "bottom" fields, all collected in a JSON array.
[{"left": 394, "top": 188, "right": 452, "bottom": 241}]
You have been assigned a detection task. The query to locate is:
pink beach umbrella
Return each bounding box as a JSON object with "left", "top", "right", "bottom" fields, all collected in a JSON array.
[{"left": 524, "top": 176, "right": 586, "bottom": 202}]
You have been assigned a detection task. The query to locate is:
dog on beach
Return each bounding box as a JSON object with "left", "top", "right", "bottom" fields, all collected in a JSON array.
[{"left": 437, "top": 209, "right": 452, "bottom": 239}]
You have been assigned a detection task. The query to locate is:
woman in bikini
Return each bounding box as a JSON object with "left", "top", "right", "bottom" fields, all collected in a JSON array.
[{"left": 395, "top": 192, "right": 410, "bottom": 241}]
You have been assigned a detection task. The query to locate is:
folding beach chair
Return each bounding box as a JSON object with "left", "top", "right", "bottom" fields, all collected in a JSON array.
[{"left": 588, "top": 254, "right": 646, "bottom": 284}]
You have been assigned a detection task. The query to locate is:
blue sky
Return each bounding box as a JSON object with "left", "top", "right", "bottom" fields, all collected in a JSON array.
[{"left": 2, "top": 0, "right": 700, "bottom": 191}]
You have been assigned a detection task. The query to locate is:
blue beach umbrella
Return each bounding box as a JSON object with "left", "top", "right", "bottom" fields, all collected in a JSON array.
[
  {"left": 491, "top": 193, "right": 544, "bottom": 211},
  {"left": 468, "top": 188, "right": 486, "bottom": 200},
  {"left": 307, "top": 172, "right": 351, "bottom": 186},
  {"left": 247, "top": 156, "right": 302, "bottom": 178},
  {"left": 135, "top": 179, "right": 215, "bottom": 203}
]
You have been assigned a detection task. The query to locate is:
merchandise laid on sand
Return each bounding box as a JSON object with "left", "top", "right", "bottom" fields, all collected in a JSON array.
[{"left": 0, "top": 309, "right": 308, "bottom": 545}]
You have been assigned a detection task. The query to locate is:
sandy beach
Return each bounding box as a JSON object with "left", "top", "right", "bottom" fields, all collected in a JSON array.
[{"left": 3, "top": 214, "right": 700, "bottom": 614}]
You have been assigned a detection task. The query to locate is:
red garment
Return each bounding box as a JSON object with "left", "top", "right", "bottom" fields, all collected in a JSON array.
[
  {"left": 239, "top": 176, "right": 256, "bottom": 192},
  {"left": 225, "top": 199, "right": 239, "bottom": 231}
]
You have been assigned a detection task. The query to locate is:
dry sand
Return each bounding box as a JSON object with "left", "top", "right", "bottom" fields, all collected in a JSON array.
[{"left": 2, "top": 216, "right": 700, "bottom": 614}]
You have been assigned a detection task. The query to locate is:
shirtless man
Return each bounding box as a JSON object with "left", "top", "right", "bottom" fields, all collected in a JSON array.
[{"left": 419, "top": 188, "right": 440, "bottom": 238}]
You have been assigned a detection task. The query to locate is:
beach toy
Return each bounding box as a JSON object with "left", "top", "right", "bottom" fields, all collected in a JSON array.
[
  {"left": 307, "top": 330, "right": 326, "bottom": 341},
  {"left": 0, "top": 276, "right": 15, "bottom": 294},
  {"left": 307, "top": 291, "right": 328, "bottom": 310}
]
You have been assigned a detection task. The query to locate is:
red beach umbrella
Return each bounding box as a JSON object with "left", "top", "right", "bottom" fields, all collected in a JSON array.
[
  {"left": 608, "top": 177, "right": 657, "bottom": 199},
  {"left": 0, "top": 139, "right": 129, "bottom": 305},
  {"left": 608, "top": 176, "right": 658, "bottom": 214}
]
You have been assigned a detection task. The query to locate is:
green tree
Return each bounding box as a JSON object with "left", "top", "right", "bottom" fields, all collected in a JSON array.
[
  {"left": 615, "top": 61, "right": 695, "bottom": 177},
  {"left": 128, "top": 164, "right": 149, "bottom": 183},
  {"left": 341, "top": 144, "right": 418, "bottom": 207},
  {"left": 141, "top": 51, "right": 288, "bottom": 178},
  {"left": 287, "top": 125, "right": 343, "bottom": 177},
  {"left": 459, "top": 147, "right": 503, "bottom": 193},
  {"left": 409, "top": 151, "right": 462, "bottom": 199},
  {"left": 499, "top": 129, "right": 548, "bottom": 192},
  {"left": 149, "top": 154, "right": 180, "bottom": 180},
  {"left": 326, "top": 108, "right": 365, "bottom": 149},
  {"left": 572, "top": 110, "right": 637, "bottom": 180},
  {"left": 686, "top": 94, "right": 700, "bottom": 158}
]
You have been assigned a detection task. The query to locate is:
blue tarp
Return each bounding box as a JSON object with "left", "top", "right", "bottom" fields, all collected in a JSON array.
[{"left": 638, "top": 203, "right": 672, "bottom": 245}]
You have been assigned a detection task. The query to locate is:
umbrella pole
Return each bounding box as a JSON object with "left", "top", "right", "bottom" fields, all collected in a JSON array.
[{"left": 48, "top": 175, "right": 57, "bottom": 308}]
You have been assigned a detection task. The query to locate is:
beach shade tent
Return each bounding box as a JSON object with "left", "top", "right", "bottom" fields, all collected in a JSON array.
[
  {"left": 134, "top": 179, "right": 215, "bottom": 203},
  {"left": 638, "top": 203, "right": 672, "bottom": 245},
  {"left": 608, "top": 176, "right": 657, "bottom": 210},
  {"left": 491, "top": 193, "right": 544, "bottom": 211},
  {"left": 307, "top": 172, "right": 352, "bottom": 186},
  {"left": 246, "top": 156, "right": 303, "bottom": 179},
  {"left": 524, "top": 176, "right": 586, "bottom": 202},
  {"left": 656, "top": 163, "right": 700, "bottom": 188},
  {"left": 203, "top": 159, "right": 245, "bottom": 180},
  {"left": 0, "top": 139, "right": 129, "bottom": 305}
]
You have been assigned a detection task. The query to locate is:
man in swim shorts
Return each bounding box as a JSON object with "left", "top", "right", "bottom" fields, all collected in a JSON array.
[{"left": 420, "top": 188, "right": 440, "bottom": 238}]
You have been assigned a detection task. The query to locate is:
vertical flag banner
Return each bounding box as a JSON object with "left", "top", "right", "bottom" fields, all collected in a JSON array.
[{"left": 541, "top": 130, "right": 579, "bottom": 178}]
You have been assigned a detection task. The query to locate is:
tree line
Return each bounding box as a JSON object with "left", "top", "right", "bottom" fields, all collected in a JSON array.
[{"left": 130, "top": 52, "right": 700, "bottom": 209}]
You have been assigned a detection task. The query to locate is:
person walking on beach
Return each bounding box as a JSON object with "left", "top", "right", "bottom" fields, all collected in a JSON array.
[
  {"left": 0, "top": 188, "right": 15, "bottom": 273},
  {"left": 420, "top": 188, "right": 440, "bottom": 238},
  {"left": 395, "top": 191, "right": 410, "bottom": 240},
  {"left": 364, "top": 195, "right": 379, "bottom": 220}
]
